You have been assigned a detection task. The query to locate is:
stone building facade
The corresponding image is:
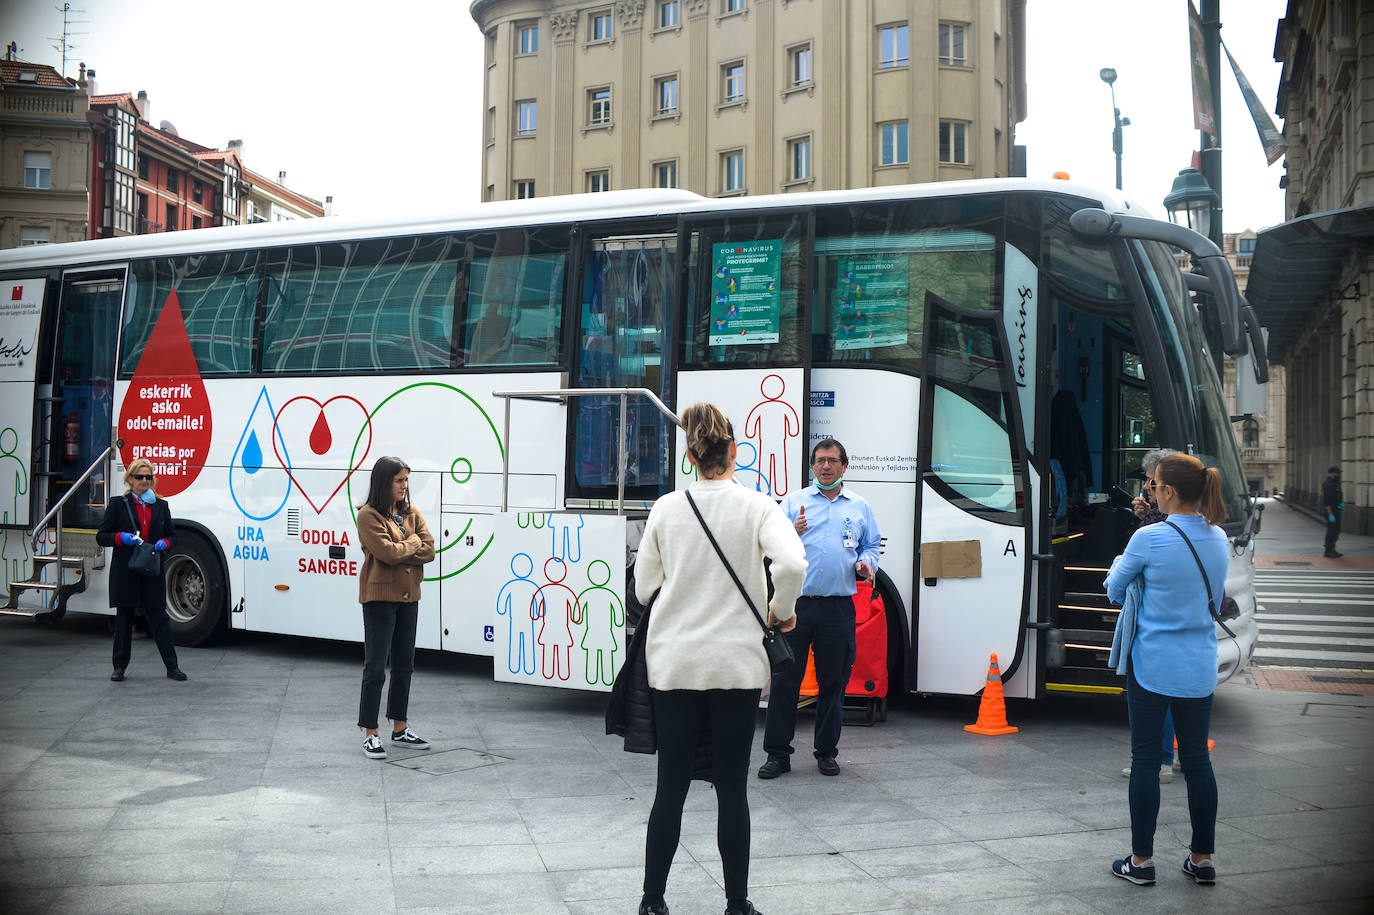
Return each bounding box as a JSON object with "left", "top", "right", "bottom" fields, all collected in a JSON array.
[
  {"left": 469, "top": 0, "right": 1026, "bottom": 200},
  {"left": 0, "top": 55, "right": 90, "bottom": 247}
]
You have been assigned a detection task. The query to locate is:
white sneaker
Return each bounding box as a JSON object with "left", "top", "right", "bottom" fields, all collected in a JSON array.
[
  {"left": 1158, "top": 764, "right": 1173, "bottom": 784},
  {"left": 390, "top": 727, "right": 430, "bottom": 750},
  {"left": 363, "top": 734, "right": 386, "bottom": 759},
  {"left": 1121, "top": 766, "right": 1132, "bottom": 778}
]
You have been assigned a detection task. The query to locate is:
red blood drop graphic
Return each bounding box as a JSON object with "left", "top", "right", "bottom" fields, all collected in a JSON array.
[
  {"left": 309, "top": 410, "right": 332, "bottom": 455},
  {"left": 117, "top": 289, "right": 213, "bottom": 497}
]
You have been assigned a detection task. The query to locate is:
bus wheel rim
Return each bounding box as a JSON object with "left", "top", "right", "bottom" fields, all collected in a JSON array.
[{"left": 164, "top": 555, "right": 205, "bottom": 625}]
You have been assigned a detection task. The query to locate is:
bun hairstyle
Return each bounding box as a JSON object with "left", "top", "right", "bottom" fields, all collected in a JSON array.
[
  {"left": 362, "top": 455, "right": 411, "bottom": 516},
  {"left": 1155, "top": 453, "right": 1227, "bottom": 525},
  {"left": 681, "top": 402, "right": 734, "bottom": 476}
]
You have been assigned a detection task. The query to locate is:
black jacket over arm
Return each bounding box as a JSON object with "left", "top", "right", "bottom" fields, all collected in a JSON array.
[{"left": 96, "top": 493, "right": 175, "bottom": 610}]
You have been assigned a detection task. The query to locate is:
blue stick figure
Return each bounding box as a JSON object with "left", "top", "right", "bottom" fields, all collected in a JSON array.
[{"left": 495, "top": 552, "right": 540, "bottom": 676}]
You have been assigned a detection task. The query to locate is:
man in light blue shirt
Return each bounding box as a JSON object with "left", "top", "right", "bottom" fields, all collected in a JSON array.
[{"left": 759, "top": 438, "right": 880, "bottom": 778}]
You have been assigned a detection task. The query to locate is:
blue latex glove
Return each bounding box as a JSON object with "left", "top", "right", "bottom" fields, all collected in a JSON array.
[
  {"left": 153, "top": 539, "right": 169, "bottom": 552},
  {"left": 1329, "top": 514, "right": 1337, "bottom": 523},
  {"left": 117, "top": 532, "right": 142, "bottom": 546}
]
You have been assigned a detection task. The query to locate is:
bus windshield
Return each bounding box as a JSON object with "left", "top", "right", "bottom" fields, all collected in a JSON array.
[{"left": 1136, "top": 239, "right": 1250, "bottom": 528}]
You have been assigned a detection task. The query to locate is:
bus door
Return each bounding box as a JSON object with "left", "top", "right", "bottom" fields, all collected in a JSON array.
[
  {"left": 568, "top": 231, "right": 678, "bottom": 507},
  {"left": 915, "top": 293, "right": 1031, "bottom": 695},
  {"left": 50, "top": 270, "right": 124, "bottom": 529}
]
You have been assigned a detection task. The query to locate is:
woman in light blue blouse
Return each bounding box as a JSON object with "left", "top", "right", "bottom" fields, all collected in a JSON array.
[{"left": 1104, "top": 453, "right": 1229, "bottom": 888}]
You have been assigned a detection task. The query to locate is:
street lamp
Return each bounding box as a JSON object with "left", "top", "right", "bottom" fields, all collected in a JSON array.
[
  {"left": 1162, "top": 167, "right": 1220, "bottom": 241},
  {"left": 1099, "top": 68, "right": 1130, "bottom": 190}
]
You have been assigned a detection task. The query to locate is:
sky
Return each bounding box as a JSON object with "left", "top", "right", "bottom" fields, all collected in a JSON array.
[{"left": 1, "top": 0, "right": 1289, "bottom": 232}]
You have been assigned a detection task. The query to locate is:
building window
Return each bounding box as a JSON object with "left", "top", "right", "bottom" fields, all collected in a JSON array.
[
  {"left": 517, "top": 100, "right": 537, "bottom": 136},
  {"left": 165, "top": 202, "right": 178, "bottom": 231},
  {"left": 518, "top": 22, "right": 538, "bottom": 54},
  {"left": 138, "top": 154, "right": 149, "bottom": 180},
  {"left": 192, "top": 215, "right": 202, "bottom": 229},
  {"left": 115, "top": 109, "right": 135, "bottom": 171},
  {"left": 939, "top": 22, "right": 967, "bottom": 66},
  {"left": 487, "top": 106, "right": 496, "bottom": 145},
  {"left": 788, "top": 136, "right": 812, "bottom": 181},
  {"left": 879, "top": 121, "right": 909, "bottom": 165},
  {"left": 588, "top": 87, "right": 612, "bottom": 125},
  {"left": 654, "top": 75, "right": 679, "bottom": 116},
  {"left": 114, "top": 171, "right": 135, "bottom": 233},
  {"left": 590, "top": 10, "right": 612, "bottom": 42},
  {"left": 192, "top": 181, "right": 203, "bottom": 204},
  {"left": 1238, "top": 236, "right": 1256, "bottom": 253},
  {"left": 879, "top": 24, "right": 909, "bottom": 68},
  {"left": 18, "top": 226, "right": 50, "bottom": 246},
  {"left": 939, "top": 120, "right": 968, "bottom": 164},
  {"left": 515, "top": 180, "right": 536, "bottom": 199},
  {"left": 1242, "top": 418, "right": 1260, "bottom": 448},
  {"left": 722, "top": 61, "right": 745, "bottom": 104},
  {"left": 587, "top": 170, "right": 610, "bottom": 193},
  {"left": 658, "top": 0, "right": 679, "bottom": 28},
  {"left": 246, "top": 200, "right": 262, "bottom": 223},
  {"left": 789, "top": 43, "right": 812, "bottom": 87},
  {"left": 723, "top": 0, "right": 745, "bottom": 11},
  {"left": 23, "top": 151, "right": 51, "bottom": 189},
  {"left": 654, "top": 160, "right": 678, "bottom": 188},
  {"left": 720, "top": 150, "right": 744, "bottom": 193},
  {"left": 166, "top": 169, "right": 179, "bottom": 193}
]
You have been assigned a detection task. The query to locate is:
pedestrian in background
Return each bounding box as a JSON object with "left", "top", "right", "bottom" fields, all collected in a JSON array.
[
  {"left": 1105, "top": 453, "right": 1228, "bottom": 887},
  {"left": 96, "top": 459, "right": 186, "bottom": 682},
  {"left": 760, "top": 438, "right": 880, "bottom": 779},
  {"left": 1323, "top": 465, "right": 1344, "bottom": 558},
  {"left": 633, "top": 403, "right": 806, "bottom": 915},
  {"left": 355, "top": 456, "right": 435, "bottom": 760}
]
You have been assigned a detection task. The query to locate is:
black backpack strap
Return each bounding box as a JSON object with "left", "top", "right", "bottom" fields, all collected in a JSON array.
[
  {"left": 684, "top": 490, "right": 770, "bottom": 635},
  {"left": 1162, "top": 519, "right": 1236, "bottom": 638}
]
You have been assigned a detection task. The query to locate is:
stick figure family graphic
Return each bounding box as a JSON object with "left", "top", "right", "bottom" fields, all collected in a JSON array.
[{"left": 497, "top": 515, "right": 625, "bottom": 686}]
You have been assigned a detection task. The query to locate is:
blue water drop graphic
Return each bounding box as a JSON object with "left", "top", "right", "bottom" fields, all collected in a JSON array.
[{"left": 242, "top": 430, "right": 263, "bottom": 475}]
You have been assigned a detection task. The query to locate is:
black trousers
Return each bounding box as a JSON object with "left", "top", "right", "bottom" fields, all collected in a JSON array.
[
  {"left": 1326, "top": 511, "right": 1341, "bottom": 551},
  {"left": 112, "top": 605, "right": 179, "bottom": 672},
  {"left": 357, "top": 600, "right": 419, "bottom": 730},
  {"left": 763, "top": 595, "right": 856, "bottom": 761},
  {"left": 644, "top": 688, "right": 761, "bottom": 904}
]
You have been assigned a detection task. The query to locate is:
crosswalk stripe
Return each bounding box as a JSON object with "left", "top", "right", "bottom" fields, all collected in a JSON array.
[
  {"left": 1258, "top": 633, "right": 1374, "bottom": 646},
  {"left": 1260, "top": 624, "right": 1374, "bottom": 635},
  {"left": 1251, "top": 647, "right": 1374, "bottom": 662},
  {"left": 1259, "top": 613, "right": 1374, "bottom": 623},
  {"left": 1252, "top": 595, "right": 1374, "bottom": 605}
]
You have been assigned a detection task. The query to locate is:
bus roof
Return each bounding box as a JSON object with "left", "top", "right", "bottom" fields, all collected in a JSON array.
[{"left": 0, "top": 178, "right": 1153, "bottom": 272}]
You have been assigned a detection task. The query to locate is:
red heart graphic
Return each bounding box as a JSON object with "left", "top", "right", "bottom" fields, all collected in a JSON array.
[{"left": 272, "top": 395, "right": 372, "bottom": 514}]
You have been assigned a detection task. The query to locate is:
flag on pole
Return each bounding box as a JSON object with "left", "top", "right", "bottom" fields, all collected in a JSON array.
[
  {"left": 1225, "top": 43, "right": 1286, "bottom": 165},
  {"left": 1188, "top": 1, "right": 1216, "bottom": 134}
]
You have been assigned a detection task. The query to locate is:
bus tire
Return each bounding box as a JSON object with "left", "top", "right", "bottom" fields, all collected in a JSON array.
[{"left": 163, "top": 532, "right": 227, "bottom": 647}]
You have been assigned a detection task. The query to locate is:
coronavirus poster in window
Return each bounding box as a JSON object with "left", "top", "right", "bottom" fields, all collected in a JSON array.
[
  {"left": 832, "top": 256, "right": 910, "bottom": 351},
  {"left": 709, "top": 240, "right": 781, "bottom": 345}
]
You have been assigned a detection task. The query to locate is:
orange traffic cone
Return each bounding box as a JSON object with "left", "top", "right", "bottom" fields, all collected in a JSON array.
[
  {"left": 964, "top": 653, "right": 1018, "bottom": 735},
  {"left": 800, "top": 649, "right": 819, "bottom": 698}
]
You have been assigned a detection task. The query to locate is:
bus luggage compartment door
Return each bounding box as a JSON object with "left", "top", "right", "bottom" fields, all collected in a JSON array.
[{"left": 915, "top": 294, "right": 1031, "bottom": 696}]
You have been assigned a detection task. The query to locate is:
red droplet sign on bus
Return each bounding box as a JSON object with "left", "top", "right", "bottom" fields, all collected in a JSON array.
[{"left": 117, "top": 288, "right": 213, "bottom": 497}]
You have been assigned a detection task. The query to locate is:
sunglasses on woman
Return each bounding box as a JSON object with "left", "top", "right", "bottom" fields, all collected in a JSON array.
[{"left": 130, "top": 474, "right": 154, "bottom": 481}]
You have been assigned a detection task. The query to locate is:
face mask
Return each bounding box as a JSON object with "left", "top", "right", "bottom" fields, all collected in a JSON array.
[
  {"left": 817, "top": 477, "right": 843, "bottom": 491},
  {"left": 139, "top": 489, "right": 157, "bottom": 505}
]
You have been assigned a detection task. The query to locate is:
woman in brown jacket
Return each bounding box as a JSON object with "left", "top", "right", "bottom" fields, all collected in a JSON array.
[{"left": 355, "top": 456, "right": 436, "bottom": 759}]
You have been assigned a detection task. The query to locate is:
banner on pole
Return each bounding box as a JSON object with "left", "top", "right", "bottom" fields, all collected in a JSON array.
[
  {"left": 1225, "top": 43, "right": 1286, "bottom": 165},
  {"left": 1188, "top": 1, "right": 1216, "bottom": 134}
]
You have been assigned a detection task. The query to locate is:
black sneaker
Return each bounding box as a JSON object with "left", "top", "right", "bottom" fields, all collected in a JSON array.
[
  {"left": 166, "top": 669, "right": 187, "bottom": 681},
  {"left": 638, "top": 897, "right": 668, "bottom": 915},
  {"left": 817, "top": 756, "right": 841, "bottom": 776},
  {"left": 362, "top": 734, "right": 386, "bottom": 759},
  {"left": 1111, "top": 855, "right": 1156, "bottom": 885},
  {"left": 724, "top": 902, "right": 760, "bottom": 915},
  {"left": 110, "top": 669, "right": 125, "bottom": 681},
  {"left": 1325, "top": 550, "right": 1343, "bottom": 558},
  {"left": 390, "top": 727, "right": 430, "bottom": 750},
  {"left": 757, "top": 758, "right": 790, "bottom": 779},
  {"left": 1183, "top": 856, "right": 1216, "bottom": 885}
]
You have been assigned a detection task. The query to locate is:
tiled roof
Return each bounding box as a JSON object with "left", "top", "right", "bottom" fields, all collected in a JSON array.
[
  {"left": 243, "top": 167, "right": 326, "bottom": 214},
  {"left": 0, "top": 58, "right": 74, "bottom": 89},
  {"left": 89, "top": 92, "right": 134, "bottom": 105}
]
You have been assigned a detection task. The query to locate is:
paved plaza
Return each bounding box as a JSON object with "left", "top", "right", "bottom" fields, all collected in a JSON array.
[{"left": 1, "top": 502, "right": 1371, "bottom": 913}]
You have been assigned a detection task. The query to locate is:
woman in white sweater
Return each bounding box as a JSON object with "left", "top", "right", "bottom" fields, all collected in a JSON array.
[{"left": 633, "top": 403, "right": 807, "bottom": 915}]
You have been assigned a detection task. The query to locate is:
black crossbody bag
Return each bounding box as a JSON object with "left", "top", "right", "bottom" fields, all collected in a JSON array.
[
  {"left": 1163, "top": 520, "right": 1236, "bottom": 639},
  {"left": 684, "top": 491, "right": 795, "bottom": 675}
]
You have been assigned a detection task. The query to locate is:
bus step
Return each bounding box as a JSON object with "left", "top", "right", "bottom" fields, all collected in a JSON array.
[{"left": 32, "top": 555, "right": 87, "bottom": 568}]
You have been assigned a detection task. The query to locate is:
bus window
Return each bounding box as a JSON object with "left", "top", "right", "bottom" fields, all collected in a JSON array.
[
  {"left": 572, "top": 233, "right": 675, "bottom": 497},
  {"left": 123, "top": 252, "right": 260, "bottom": 375},
  {"left": 263, "top": 236, "right": 458, "bottom": 373},
  {"left": 1042, "top": 198, "right": 1129, "bottom": 303},
  {"left": 462, "top": 227, "right": 567, "bottom": 368},
  {"left": 812, "top": 200, "right": 1000, "bottom": 370},
  {"left": 682, "top": 215, "right": 804, "bottom": 367}
]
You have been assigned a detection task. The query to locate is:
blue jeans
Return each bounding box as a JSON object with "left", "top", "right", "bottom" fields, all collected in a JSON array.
[
  {"left": 357, "top": 600, "right": 419, "bottom": 730},
  {"left": 1127, "top": 669, "right": 1217, "bottom": 857}
]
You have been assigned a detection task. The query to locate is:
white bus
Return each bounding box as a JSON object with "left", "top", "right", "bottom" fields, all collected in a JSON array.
[{"left": 0, "top": 179, "right": 1266, "bottom": 699}]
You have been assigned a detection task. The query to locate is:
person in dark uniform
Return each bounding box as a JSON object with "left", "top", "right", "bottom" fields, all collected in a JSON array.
[
  {"left": 96, "top": 459, "right": 186, "bottom": 681},
  {"left": 1323, "top": 466, "right": 1344, "bottom": 558}
]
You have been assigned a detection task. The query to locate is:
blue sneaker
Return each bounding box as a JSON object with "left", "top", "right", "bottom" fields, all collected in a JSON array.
[
  {"left": 1183, "top": 856, "right": 1216, "bottom": 885},
  {"left": 1111, "top": 855, "right": 1156, "bottom": 885}
]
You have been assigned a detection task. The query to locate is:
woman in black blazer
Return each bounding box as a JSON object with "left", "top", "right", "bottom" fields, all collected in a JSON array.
[{"left": 95, "top": 459, "right": 186, "bottom": 681}]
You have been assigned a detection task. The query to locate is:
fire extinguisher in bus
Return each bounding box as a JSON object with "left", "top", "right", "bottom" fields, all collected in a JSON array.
[{"left": 63, "top": 412, "right": 80, "bottom": 463}]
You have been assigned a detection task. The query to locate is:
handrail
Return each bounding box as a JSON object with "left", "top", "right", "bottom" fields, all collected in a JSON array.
[
  {"left": 491, "top": 387, "right": 681, "bottom": 515},
  {"left": 30, "top": 445, "right": 113, "bottom": 542}
]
